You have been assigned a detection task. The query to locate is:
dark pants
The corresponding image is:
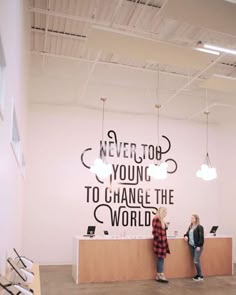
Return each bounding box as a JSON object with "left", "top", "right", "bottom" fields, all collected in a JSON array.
[{"left": 189, "top": 245, "right": 203, "bottom": 276}]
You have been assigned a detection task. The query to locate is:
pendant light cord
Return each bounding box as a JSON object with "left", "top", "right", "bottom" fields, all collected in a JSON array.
[
  {"left": 204, "top": 88, "right": 211, "bottom": 166},
  {"left": 100, "top": 97, "right": 106, "bottom": 160},
  {"left": 205, "top": 111, "right": 212, "bottom": 166},
  {"left": 155, "top": 66, "right": 161, "bottom": 163},
  {"left": 206, "top": 111, "right": 208, "bottom": 156},
  {"left": 156, "top": 105, "right": 160, "bottom": 149},
  {"left": 157, "top": 105, "right": 160, "bottom": 148}
]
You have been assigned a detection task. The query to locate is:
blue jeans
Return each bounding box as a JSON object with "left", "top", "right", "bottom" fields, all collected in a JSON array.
[
  {"left": 189, "top": 245, "right": 203, "bottom": 276},
  {"left": 156, "top": 257, "right": 164, "bottom": 273}
]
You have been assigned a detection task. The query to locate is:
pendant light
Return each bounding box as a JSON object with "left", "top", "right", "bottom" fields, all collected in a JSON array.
[
  {"left": 147, "top": 68, "right": 168, "bottom": 180},
  {"left": 196, "top": 110, "right": 217, "bottom": 181},
  {"left": 90, "top": 98, "right": 112, "bottom": 178}
]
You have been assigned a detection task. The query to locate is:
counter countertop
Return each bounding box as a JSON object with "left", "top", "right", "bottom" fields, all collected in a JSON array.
[{"left": 74, "top": 234, "right": 232, "bottom": 240}]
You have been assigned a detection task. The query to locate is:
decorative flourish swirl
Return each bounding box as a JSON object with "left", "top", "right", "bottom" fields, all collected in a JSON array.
[
  {"left": 108, "top": 130, "right": 118, "bottom": 144},
  {"left": 80, "top": 148, "right": 104, "bottom": 184},
  {"left": 94, "top": 204, "right": 126, "bottom": 224},
  {"left": 115, "top": 198, "right": 141, "bottom": 209},
  {"left": 161, "top": 136, "right": 171, "bottom": 154},
  {"left": 134, "top": 154, "right": 143, "bottom": 164},
  {"left": 95, "top": 175, "right": 104, "bottom": 184},
  {"left": 81, "top": 148, "right": 92, "bottom": 169},
  {"left": 142, "top": 205, "right": 158, "bottom": 214},
  {"left": 151, "top": 208, "right": 158, "bottom": 215},
  {"left": 94, "top": 203, "right": 158, "bottom": 225},
  {"left": 166, "top": 158, "right": 178, "bottom": 174},
  {"left": 118, "top": 180, "right": 139, "bottom": 185}
]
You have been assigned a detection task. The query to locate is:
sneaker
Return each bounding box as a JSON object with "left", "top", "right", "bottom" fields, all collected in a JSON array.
[
  {"left": 192, "top": 275, "right": 204, "bottom": 281},
  {"left": 157, "top": 274, "right": 169, "bottom": 283}
]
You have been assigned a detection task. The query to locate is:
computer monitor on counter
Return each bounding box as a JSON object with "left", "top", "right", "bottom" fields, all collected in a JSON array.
[
  {"left": 210, "top": 226, "right": 218, "bottom": 236},
  {"left": 83, "top": 226, "right": 96, "bottom": 237}
]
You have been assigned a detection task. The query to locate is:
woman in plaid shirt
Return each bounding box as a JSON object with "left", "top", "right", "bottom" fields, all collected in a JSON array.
[{"left": 152, "top": 207, "right": 170, "bottom": 283}]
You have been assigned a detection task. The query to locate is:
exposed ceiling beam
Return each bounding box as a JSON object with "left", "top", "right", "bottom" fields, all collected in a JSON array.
[
  {"left": 31, "top": 27, "right": 87, "bottom": 41},
  {"left": 28, "top": 7, "right": 161, "bottom": 38},
  {"left": 29, "top": 7, "right": 111, "bottom": 26},
  {"left": 110, "top": 0, "right": 124, "bottom": 27},
  {"left": 163, "top": 53, "right": 225, "bottom": 108},
  {"left": 125, "top": 0, "right": 161, "bottom": 9},
  {"left": 134, "top": 0, "right": 151, "bottom": 27},
  {"left": 30, "top": 50, "right": 205, "bottom": 81},
  {"left": 126, "top": 0, "right": 140, "bottom": 26},
  {"left": 78, "top": 51, "right": 102, "bottom": 103},
  {"left": 77, "top": 0, "right": 127, "bottom": 107},
  {"left": 42, "top": 0, "right": 50, "bottom": 68},
  {"left": 43, "top": 0, "right": 50, "bottom": 52}
]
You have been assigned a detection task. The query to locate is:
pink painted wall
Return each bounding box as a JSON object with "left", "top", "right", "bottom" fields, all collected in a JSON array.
[{"left": 24, "top": 104, "right": 221, "bottom": 264}]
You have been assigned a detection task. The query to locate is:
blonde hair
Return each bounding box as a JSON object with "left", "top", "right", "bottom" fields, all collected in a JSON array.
[
  {"left": 191, "top": 214, "right": 200, "bottom": 226},
  {"left": 156, "top": 207, "right": 167, "bottom": 229}
]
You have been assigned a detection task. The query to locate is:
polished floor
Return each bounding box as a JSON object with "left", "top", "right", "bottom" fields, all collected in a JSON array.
[{"left": 40, "top": 265, "right": 236, "bottom": 295}]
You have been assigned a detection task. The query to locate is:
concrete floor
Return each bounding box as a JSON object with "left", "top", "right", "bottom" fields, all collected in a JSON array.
[{"left": 40, "top": 265, "right": 236, "bottom": 295}]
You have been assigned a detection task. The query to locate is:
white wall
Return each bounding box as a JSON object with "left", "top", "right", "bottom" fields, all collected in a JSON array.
[
  {"left": 217, "top": 123, "right": 236, "bottom": 262},
  {"left": 0, "top": 0, "right": 29, "bottom": 274},
  {"left": 24, "top": 104, "right": 221, "bottom": 264}
]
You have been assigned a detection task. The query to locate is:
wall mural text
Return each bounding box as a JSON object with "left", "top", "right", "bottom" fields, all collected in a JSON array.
[{"left": 81, "top": 130, "right": 178, "bottom": 227}]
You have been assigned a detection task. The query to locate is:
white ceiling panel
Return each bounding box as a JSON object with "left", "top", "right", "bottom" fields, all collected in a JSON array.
[
  {"left": 200, "top": 74, "right": 236, "bottom": 94},
  {"left": 87, "top": 26, "right": 215, "bottom": 70}
]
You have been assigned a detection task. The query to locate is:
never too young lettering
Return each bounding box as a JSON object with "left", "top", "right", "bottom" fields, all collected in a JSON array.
[{"left": 81, "top": 130, "right": 177, "bottom": 227}]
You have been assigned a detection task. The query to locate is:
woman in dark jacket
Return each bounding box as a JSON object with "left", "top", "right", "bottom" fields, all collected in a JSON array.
[
  {"left": 152, "top": 207, "right": 170, "bottom": 283},
  {"left": 184, "top": 214, "right": 204, "bottom": 281}
]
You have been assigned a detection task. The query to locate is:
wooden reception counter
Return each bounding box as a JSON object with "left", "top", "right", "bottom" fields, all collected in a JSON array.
[{"left": 72, "top": 235, "right": 233, "bottom": 283}]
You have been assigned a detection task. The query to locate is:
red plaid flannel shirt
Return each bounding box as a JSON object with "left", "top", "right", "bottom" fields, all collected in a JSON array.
[{"left": 152, "top": 216, "right": 170, "bottom": 258}]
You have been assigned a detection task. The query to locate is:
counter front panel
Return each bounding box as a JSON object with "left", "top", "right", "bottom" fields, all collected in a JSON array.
[{"left": 72, "top": 236, "right": 232, "bottom": 283}]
